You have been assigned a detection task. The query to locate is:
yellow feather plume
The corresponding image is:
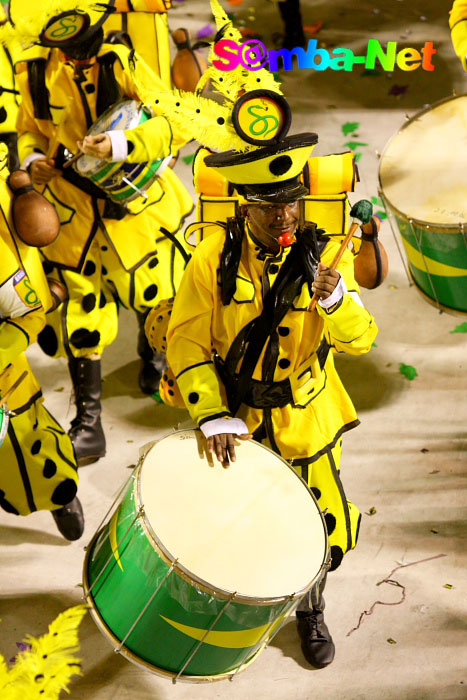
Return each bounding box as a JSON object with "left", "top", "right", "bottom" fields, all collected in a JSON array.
[
  {"left": 0, "top": 605, "right": 88, "bottom": 700},
  {"left": 9, "top": 0, "right": 110, "bottom": 45}
]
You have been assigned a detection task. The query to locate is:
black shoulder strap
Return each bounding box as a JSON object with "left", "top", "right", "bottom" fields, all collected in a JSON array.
[
  {"left": 27, "top": 59, "right": 52, "bottom": 120},
  {"left": 96, "top": 51, "right": 123, "bottom": 117}
]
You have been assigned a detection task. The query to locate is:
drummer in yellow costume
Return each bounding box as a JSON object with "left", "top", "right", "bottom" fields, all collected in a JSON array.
[
  {"left": 10, "top": 0, "right": 193, "bottom": 466},
  {"left": 450, "top": 0, "right": 467, "bottom": 68},
  {"left": 0, "top": 147, "right": 82, "bottom": 540},
  {"left": 0, "top": 4, "right": 20, "bottom": 170}
]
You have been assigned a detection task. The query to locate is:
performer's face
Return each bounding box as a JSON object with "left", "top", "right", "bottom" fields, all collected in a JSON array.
[{"left": 242, "top": 201, "right": 300, "bottom": 252}]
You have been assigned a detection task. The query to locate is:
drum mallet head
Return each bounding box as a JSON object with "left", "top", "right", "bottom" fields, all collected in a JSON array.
[{"left": 350, "top": 199, "right": 373, "bottom": 226}]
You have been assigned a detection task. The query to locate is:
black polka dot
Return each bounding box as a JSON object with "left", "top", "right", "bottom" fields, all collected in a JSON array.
[
  {"left": 42, "top": 260, "right": 54, "bottom": 275},
  {"left": 38, "top": 325, "right": 58, "bottom": 357},
  {"left": 31, "top": 440, "right": 42, "bottom": 455},
  {"left": 168, "top": 389, "right": 174, "bottom": 396},
  {"left": 148, "top": 257, "right": 159, "bottom": 269},
  {"left": 324, "top": 512, "right": 337, "bottom": 535},
  {"left": 188, "top": 392, "right": 199, "bottom": 404},
  {"left": 278, "top": 358, "right": 290, "bottom": 369},
  {"left": 51, "top": 479, "right": 77, "bottom": 506},
  {"left": 43, "top": 459, "right": 57, "bottom": 479},
  {"left": 82, "top": 293, "right": 96, "bottom": 313},
  {"left": 102, "top": 266, "right": 108, "bottom": 276},
  {"left": 269, "top": 264, "right": 279, "bottom": 274},
  {"left": 70, "top": 328, "right": 101, "bottom": 349},
  {"left": 101, "top": 245, "right": 108, "bottom": 251},
  {"left": 196, "top": 109, "right": 200, "bottom": 113},
  {"left": 35, "top": 674, "right": 44, "bottom": 682},
  {"left": 329, "top": 545, "right": 344, "bottom": 571},
  {"left": 269, "top": 155, "right": 293, "bottom": 176},
  {"left": 144, "top": 284, "right": 158, "bottom": 301},
  {"left": 278, "top": 326, "right": 290, "bottom": 337},
  {"left": 310, "top": 487, "right": 321, "bottom": 500},
  {"left": 85, "top": 83, "right": 96, "bottom": 94},
  {"left": 0, "top": 489, "right": 19, "bottom": 515},
  {"left": 157, "top": 315, "right": 163, "bottom": 322},
  {"left": 99, "top": 292, "right": 106, "bottom": 308},
  {"left": 217, "top": 117, "right": 225, "bottom": 125},
  {"left": 163, "top": 374, "right": 168, "bottom": 381},
  {"left": 167, "top": 379, "right": 174, "bottom": 387},
  {"left": 83, "top": 260, "right": 96, "bottom": 276}
]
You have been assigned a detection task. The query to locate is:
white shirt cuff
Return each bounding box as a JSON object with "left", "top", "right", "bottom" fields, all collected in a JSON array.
[
  {"left": 22, "top": 152, "right": 46, "bottom": 171},
  {"left": 200, "top": 417, "right": 249, "bottom": 439},
  {"left": 318, "top": 273, "right": 347, "bottom": 309},
  {"left": 106, "top": 130, "right": 128, "bottom": 162}
]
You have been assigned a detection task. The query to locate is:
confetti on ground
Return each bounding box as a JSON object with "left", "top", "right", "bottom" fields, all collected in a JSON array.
[
  {"left": 450, "top": 322, "right": 467, "bottom": 333},
  {"left": 431, "top": 528, "right": 439, "bottom": 534},
  {"left": 182, "top": 153, "right": 195, "bottom": 165},
  {"left": 366, "top": 507, "right": 377, "bottom": 516},
  {"left": 389, "top": 285, "right": 398, "bottom": 290},
  {"left": 227, "top": 0, "right": 243, "bottom": 4},
  {"left": 374, "top": 210, "right": 387, "bottom": 220},
  {"left": 387, "top": 638, "right": 397, "bottom": 644},
  {"left": 388, "top": 84, "right": 409, "bottom": 97},
  {"left": 429, "top": 470, "right": 439, "bottom": 474},
  {"left": 420, "top": 447, "right": 429, "bottom": 453},
  {"left": 444, "top": 584, "right": 453, "bottom": 589},
  {"left": 196, "top": 24, "right": 215, "bottom": 40},
  {"left": 354, "top": 153, "right": 363, "bottom": 162},
  {"left": 342, "top": 121, "right": 360, "bottom": 136},
  {"left": 304, "top": 21, "right": 323, "bottom": 35},
  {"left": 347, "top": 554, "right": 447, "bottom": 636},
  {"left": 386, "top": 362, "right": 392, "bottom": 367},
  {"left": 152, "top": 391, "right": 163, "bottom": 403},
  {"left": 399, "top": 363, "right": 418, "bottom": 380},
  {"left": 126, "top": 439, "right": 134, "bottom": 443},
  {"left": 362, "top": 68, "right": 382, "bottom": 77},
  {"left": 371, "top": 196, "right": 383, "bottom": 206},
  {"left": 54, "top": 386, "right": 64, "bottom": 392},
  {"left": 344, "top": 141, "right": 369, "bottom": 151},
  {"left": 240, "top": 27, "right": 262, "bottom": 38},
  {"left": 372, "top": 342, "right": 378, "bottom": 347}
]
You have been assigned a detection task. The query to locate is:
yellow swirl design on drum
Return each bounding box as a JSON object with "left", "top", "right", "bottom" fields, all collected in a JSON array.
[
  {"left": 404, "top": 239, "right": 467, "bottom": 277},
  {"left": 109, "top": 507, "right": 124, "bottom": 572},
  {"left": 160, "top": 616, "right": 276, "bottom": 648}
]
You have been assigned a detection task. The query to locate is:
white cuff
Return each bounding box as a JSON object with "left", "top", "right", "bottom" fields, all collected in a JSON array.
[
  {"left": 318, "top": 273, "right": 347, "bottom": 309},
  {"left": 200, "top": 417, "right": 249, "bottom": 439},
  {"left": 106, "top": 130, "right": 128, "bottom": 162},
  {"left": 22, "top": 152, "right": 46, "bottom": 171}
]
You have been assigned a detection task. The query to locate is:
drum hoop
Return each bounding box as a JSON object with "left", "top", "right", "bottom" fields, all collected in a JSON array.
[
  {"left": 82, "top": 534, "right": 265, "bottom": 683},
  {"left": 378, "top": 93, "right": 467, "bottom": 232},
  {"left": 135, "top": 429, "right": 329, "bottom": 606}
]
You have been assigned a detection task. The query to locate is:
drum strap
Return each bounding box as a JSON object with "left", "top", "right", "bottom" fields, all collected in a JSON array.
[
  {"left": 219, "top": 223, "right": 326, "bottom": 415},
  {"left": 96, "top": 52, "right": 123, "bottom": 117},
  {"left": 27, "top": 60, "right": 52, "bottom": 121}
]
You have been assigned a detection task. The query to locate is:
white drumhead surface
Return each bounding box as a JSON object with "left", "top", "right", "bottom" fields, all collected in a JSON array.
[
  {"left": 140, "top": 430, "right": 326, "bottom": 599},
  {"left": 379, "top": 95, "right": 467, "bottom": 225}
]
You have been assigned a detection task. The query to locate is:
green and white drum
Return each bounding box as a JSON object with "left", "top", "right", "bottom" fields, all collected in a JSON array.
[
  {"left": 379, "top": 94, "right": 467, "bottom": 314},
  {"left": 83, "top": 429, "right": 328, "bottom": 682},
  {"left": 74, "top": 99, "right": 171, "bottom": 204}
]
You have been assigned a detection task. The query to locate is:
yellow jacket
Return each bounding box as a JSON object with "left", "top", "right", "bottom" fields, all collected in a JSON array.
[
  {"left": 0, "top": 168, "right": 53, "bottom": 412},
  {"left": 167, "top": 228, "right": 378, "bottom": 461},
  {"left": 450, "top": 0, "right": 467, "bottom": 70},
  {"left": 0, "top": 7, "right": 20, "bottom": 135}
]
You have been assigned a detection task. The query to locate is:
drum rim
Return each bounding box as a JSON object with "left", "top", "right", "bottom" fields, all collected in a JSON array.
[
  {"left": 136, "top": 428, "right": 329, "bottom": 606},
  {"left": 82, "top": 535, "right": 268, "bottom": 683},
  {"left": 378, "top": 92, "right": 467, "bottom": 232}
]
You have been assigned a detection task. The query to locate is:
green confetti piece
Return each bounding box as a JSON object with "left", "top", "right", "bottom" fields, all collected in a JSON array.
[
  {"left": 341, "top": 121, "right": 360, "bottom": 136},
  {"left": 344, "top": 141, "right": 369, "bottom": 151},
  {"left": 375, "top": 210, "right": 387, "bottom": 220},
  {"left": 399, "top": 363, "right": 418, "bottom": 380},
  {"left": 371, "top": 195, "right": 383, "bottom": 206},
  {"left": 361, "top": 68, "right": 382, "bottom": 77},
  {"left": 354, "top": 153, "right": 363, "bottom": 163},
  {"left": 443, "top": 584, "right": 453, "bottom": 589},
  {"left": 152, "top": 390, "right": 163, "bottom": 403},
  {"left": 273, "top": 72, "right": 281, "bottom": 81},
  {"left": 387, "top": 638, "right": 397, "bottom": 644},
  {"left": 450, "top": 322, "right": 467, "bottom": 333},
  {"left": 182, "top": 154, "right": 195, "bottom": 165},
  {"left": 372, "top": 342, "right": 378, "bottom": 347}
]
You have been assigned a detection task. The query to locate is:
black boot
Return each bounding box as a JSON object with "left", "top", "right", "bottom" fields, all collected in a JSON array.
[
  {"left": 278, "top": 0, "right": 306, "bottom": 49},
  {"left": 136, "top": 311, "right": 166, "bottom": 396},
  {"left": 296, "top": 575, "right": 335, "bottom": 668},
  {"left": 52, "top": 497, "right": 84, "bottom": 541},
  {"left": 68, "top": 357, "right": 106, "bottom": 466}
]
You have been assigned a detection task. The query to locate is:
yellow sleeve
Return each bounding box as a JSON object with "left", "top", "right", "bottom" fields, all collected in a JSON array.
[
  {"left": 0, "top": 312, "right": 45, "bottom": 375},
  {"left": 124, "top": 115, "right": 174, "bottom": 163},
  {"left": 317, "top": 244, "right": 378, "bottom": 355},
  {"left": 166, "top": 240, "right": 231, "bottom": 426},
  {"left": 450, "top": 0, "right": 467, "bottom": 70},
  {"left": 15, "top": 67, "right": 50, "bottom": 163}
]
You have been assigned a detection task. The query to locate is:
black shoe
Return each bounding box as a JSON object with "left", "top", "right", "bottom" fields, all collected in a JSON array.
[
  {"left": 52, "top": 497, "right": 84, "bottom": 541},
  {"left": 296, "top": 606, "right": 335, "bottom": 668},
  {"left": 68, "top": 357, "right": 106, "bottom": 466},
  {"left": 136, "top": 311, "right": 166, "bottom": 395}
]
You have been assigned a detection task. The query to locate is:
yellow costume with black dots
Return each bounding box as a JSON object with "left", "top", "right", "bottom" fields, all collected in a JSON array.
[
  {"left": 450, "top": 0, "right": 467, "bottom": 69},
  {"left": 0, "top": 153, "right": 78, "bottom": 516},
  {"left": 16, "top": 41, "right": 193, "bottom": 358},
  {"left": 0, "top": 6, "right": 21, "bottom": 170},
  {"left": 163, "top": 229, "right": 377, "bottom": 570}
]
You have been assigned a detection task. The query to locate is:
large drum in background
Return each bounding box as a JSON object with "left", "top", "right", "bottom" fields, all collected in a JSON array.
[
  {"left": 83, "top": 430, "right": 328, "bottom": 682},
  {"left": 379, "top": 94, "right": 467, "bottom": 314}
]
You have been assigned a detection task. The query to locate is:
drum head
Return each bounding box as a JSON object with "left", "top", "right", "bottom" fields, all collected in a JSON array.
[
  {"left": 140, "top": 430, "right": 326, "bottom": 600},
  {"left": 379, "top": 95, "right": 467, "bottom": 226}
]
